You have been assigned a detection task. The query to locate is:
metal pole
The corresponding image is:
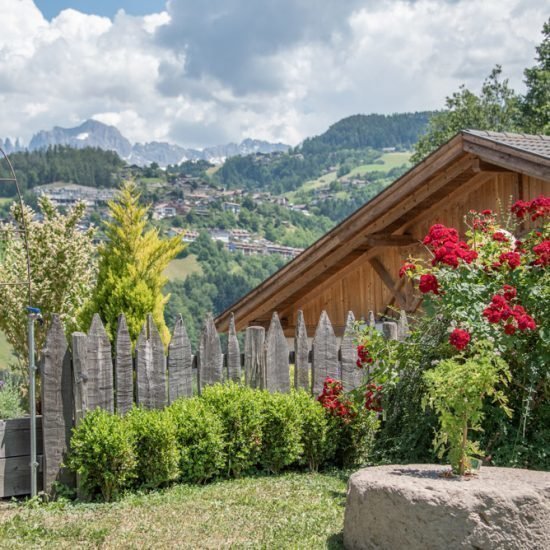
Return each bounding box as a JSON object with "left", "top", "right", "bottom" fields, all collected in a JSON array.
[{"left": 27, "top": 308, "right": 40, "bottom": 498}]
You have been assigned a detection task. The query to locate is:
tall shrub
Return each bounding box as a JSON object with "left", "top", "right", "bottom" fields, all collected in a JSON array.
[
  {"left": 80, "top": 181, "right": 183, "bottom": 343},
  {"left": 0, "top": 198, "right": 95, "bottom": 374}
]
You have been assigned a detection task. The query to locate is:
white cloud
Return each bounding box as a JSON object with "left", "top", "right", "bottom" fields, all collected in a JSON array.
[{"left": 0, "top": 0, "right": 547, "bottom": 148}]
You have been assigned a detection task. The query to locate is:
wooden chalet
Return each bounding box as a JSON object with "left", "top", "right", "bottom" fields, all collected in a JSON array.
[{"left": 216, "top": 130, "right": 550, "bottom": 336}]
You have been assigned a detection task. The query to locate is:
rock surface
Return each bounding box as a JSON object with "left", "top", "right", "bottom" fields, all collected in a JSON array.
[{"left": 344, "top": 464, "right": 550, "bottom": 550}]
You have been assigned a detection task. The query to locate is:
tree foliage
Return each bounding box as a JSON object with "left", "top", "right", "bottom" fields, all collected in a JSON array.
[
  {"left": 521, "top": 19, "right": 550, "bottom": 134},
  {"left": 81, "top": 181, "right": 183, "bottom": 344},
  {"left": 0, "top": 198, "right": 95, "bottom": 373},
  {"left": 412, "top": 20, "right": 550, "bottom": 162}
]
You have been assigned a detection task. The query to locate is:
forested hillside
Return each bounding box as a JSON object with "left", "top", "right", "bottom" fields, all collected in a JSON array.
[
  {"left": 214, "top": 111, "right": 430, "bottom": 193},
  {"left": 0, "top": 146, "right": 125, "bottom": 196}
]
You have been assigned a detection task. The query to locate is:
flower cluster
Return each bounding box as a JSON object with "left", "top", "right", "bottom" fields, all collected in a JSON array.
[
  {"left": 482, "top": 286, "right": 537, "bottom": 335},
  {"left": 399, "top": 262, "right": 416, "bottom": 278},
  {"left": 356, "top": 344, "right": 373, "bottom": 368},
  {"left": 419, "top": 273, "right": 439, "bottom": 294},
  {"left": 317, "top": 378, "right": 354, "bottom": 421},
  {"left": 533, "top": 240, "right": 550, "bottom": 267},
  {"left": 423, "top": 224, "right": 477, "bottom": 268},
  {"left": 511, "top": 196, "right": 550, "bottom": 221},
  {"left": 449, "top": 328, "right": 471, "bottom": 351},
  {"left": 497, "top": 251, "right": 522, "bottom": 269},
  {"left": 364, "top": 383, "right": 383, "bottom": 412}
]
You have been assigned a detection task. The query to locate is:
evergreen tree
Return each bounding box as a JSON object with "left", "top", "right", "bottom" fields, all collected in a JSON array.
[{"left": 81, "top": 181, "right": 183, "bottom": 344}]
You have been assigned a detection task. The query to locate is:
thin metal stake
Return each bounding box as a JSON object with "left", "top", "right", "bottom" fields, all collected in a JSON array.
[{"left": 27, "top": 308, "right": 40, "bottom": 498}]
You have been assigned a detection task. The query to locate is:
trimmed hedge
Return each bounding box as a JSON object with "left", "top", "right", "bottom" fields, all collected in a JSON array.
[{"left": 69, "top": 384, "right": 379, "bottom": 501}]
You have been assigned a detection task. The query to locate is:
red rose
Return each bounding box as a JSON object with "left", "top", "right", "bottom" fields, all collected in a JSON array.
[
  {"left": 502, "top": 285, "right": 517, "bottom": 301},
  {"left": 418, "top": 273, "right": 439, "bottom": 294},
  {"left": 499, "top": 251, "right": 521, "bottom": 269},
  {"left": 399, "top": 262, "right": 416, "bottom": 278},
  {"left": 449, "top": 328, "right": 471, "bottom": 351},
  {"left": 504, "top": 323, "right": 516, "bottom": 335},
  {"left": 517, "top": 314, "right": 536, "bottom": 331},
  {"left": 533, "top": 241, "right": 550, "bottom": 267},
  {"left": 492, "top": 232, "right": 508, "bottom": 242},
  {"left": 482, "top": 209, "right": 492, "bottom": 215}
]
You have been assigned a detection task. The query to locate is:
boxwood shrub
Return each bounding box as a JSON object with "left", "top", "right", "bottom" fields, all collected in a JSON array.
[
  {"left": 68, "top": 408, "right": 136, "bottom": 501},
  {"left": 168, "top": 397, "right": 226, "bottom": 483},
  {"left": 126, "top": 407, "right": 180, "bottom": 489},
  {"left": 200, "top": 382, "right": 264, "bottom": 477}
]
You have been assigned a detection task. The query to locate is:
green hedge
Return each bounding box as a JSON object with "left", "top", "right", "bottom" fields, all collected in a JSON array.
[{"left": 69, "top": 384, "right": 379, "bottom": 501}]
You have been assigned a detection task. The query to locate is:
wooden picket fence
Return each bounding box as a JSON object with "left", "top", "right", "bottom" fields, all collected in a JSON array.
[{"left": 2, "top": 308, "right": 409, "bottom": 498}]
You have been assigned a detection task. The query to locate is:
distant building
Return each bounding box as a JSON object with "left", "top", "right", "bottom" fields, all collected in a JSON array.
[
  {"left": 222, "top": 202, "right": 241, "bottom": 215},
  {"left": 152, "top": 203, "right": 177, "bottom": 220},
  {"left": 33, "top": 183, "right": 117, "bottom": 208}
]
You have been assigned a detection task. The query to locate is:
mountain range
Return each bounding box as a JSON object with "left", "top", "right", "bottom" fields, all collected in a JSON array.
[{"left": 3, "top": 119, "right": 289, "bottom": 167}]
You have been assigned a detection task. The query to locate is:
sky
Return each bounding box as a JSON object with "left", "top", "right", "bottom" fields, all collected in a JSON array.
[{"left": 0, "top": 0, "right": 547, "bottom": 148}]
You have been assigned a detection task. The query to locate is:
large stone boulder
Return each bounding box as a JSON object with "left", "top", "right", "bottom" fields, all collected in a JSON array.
[{"left": 344, "top": 464, "right": 550, "bottom": 550}]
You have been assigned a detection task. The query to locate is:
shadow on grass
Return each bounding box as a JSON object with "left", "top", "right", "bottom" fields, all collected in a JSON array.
[{"left": 327, "top": 531, "right": 345, "bottom": 548}]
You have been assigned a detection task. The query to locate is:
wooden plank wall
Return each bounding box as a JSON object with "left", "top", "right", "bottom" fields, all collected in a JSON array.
[
  {"left": 292, "top": 174, "right": 549, "bottom": 334},
  {"left": 0, "top": 417, "right": 43, "bottom": 497}
]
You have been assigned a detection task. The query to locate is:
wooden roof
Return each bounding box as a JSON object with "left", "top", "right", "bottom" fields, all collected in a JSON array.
[{"left": 215, "top": 130, "right": 550, "bottom": 332}]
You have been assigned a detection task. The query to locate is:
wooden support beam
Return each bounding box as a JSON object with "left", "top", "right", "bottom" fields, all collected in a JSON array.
[
  {"left": 369, "top": 257, "right": 407, "bottom": 309},
  {"left": 366, "top": 233, "right": 418, "bottom": 247}
]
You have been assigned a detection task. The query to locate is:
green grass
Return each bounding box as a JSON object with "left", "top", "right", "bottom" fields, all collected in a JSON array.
[
  {"left": 285, "top": 171, "right": 338, "bottom": 201},
  {"left": 0, "top": 331, "right": 14, "bottom": 369},
  {"left": 163, "top": 254, "right": 202, "bottom": 281},
  {"left": 347, "top": 152, "right": 411, "bottom": 177},
  {"left": 0, "top": 198, "right": 13, "bottom": 206},
  {"left": 0, "top": 472, "right": 347, "bottom": 548}
]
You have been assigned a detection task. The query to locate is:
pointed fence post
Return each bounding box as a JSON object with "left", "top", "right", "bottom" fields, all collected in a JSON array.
[
  {"left": 265, "top": 312, "right": 290, "bottom": 393},
  {"left": 227, "top": 313, "right": 241, "bottom": 383},
  {"left": 198, "top": 314, "right": 223, "bottom": 393},
  {"left": 86, "top": 314, "right": 114, "bottom": 413},
  {"left": 312, "top": 311, "right": 339, "bottom": 396},
  {"left": 367, "top": 311, "right": 376, "bottom": 327},
  {"left": 41, "top": 315, "right": 74, "bottom": 494},
  {"left": 382, "top": 321, "right": 398, "bottom": 341},
  {"left": 71, "top": 332, "right": 88, "bottom": 424},
  {"left": 136, "top": 315, "right": 167, "bottom": 409},
  {"left": 168, "top": 316, "right": 194, "bottom": 402},
  {"left": 397, "top": 310, "right": 410, "bottom": 341},
  {"left": 341, "top": 311, "right": 363, "bottom": 392},
  {"left": 115, "top": 314, "right": 133, "bottom": 414},
  {"left": 244, "top": 326, "right": 265, "bottom": 389},
  {"left": 294, "top": 311, "right": 309, "bottom": 391}
]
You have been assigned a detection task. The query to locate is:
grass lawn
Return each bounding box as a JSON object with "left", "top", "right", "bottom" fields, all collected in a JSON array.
[
  {"left": 347, "top": 152, "right": 411, "bottom": 177},
  {"left": 285, "top": 171, "right": 338, "bottom": 201},
  {"left": 0, "top": 472, "right": 347, "bottom": 549},
  {"left": 163, "top": 254, "right": 202, "bottom": 281},
  {"left": 0, "top": 331, "right": 13, "bottom": 369}
]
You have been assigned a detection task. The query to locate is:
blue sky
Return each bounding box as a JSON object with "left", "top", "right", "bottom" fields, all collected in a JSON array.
[
  {"left": 35, "top": 0, "right": 166, "bottom": 20},
  {"left": 0, "top": 1, "right": 547, "bottom": 148}
]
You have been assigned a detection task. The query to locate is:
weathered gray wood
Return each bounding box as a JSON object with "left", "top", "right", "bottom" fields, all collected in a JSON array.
[
  {"left": 367, "top": 311, "right": 376, "bottom": 327},
  {"left": 86, "top": 314, "right": 114, "bottom": 413},
  {"left": 397, "top": 310, "right": 410, "bottom": 341},
  {"left": 0, "top": 417, "right": 43, "bottom": 459},
  {"left": 244, "top": 327, "right": 265, "bottom": 389},
  {"left": 265, "top": 312, "right": 290, "bottom": 393},
  {"left": 115, "top": 314, "right": 133, "bottom": 414},
  {"left": 341, "top": 311, "right": 363, "bottom": 392},
  {"left": 294, "top": 311, "right": 309, "bottom": 391},
  {"left": 312, "top": 311, "right": 339, "bottom": 396},
  {"left": 0, "top": 455, "right": 43, "bottom": 498},
  {"left": 198, "top": 314, "right": 223, "bottom": 393},
  {"left": 382, "top": 321, "right": 398, "bottom": 341},
  {"left": 136, "top": 316, "right": 167, "bottom": 409},
  {"left": 168, "top": 316, "right": 193, "bottom": 402},
  {"left": 41, "top": 315, "right": 74, "bottom": 494},
  {"left": 227, "top": 313, "right": 241, "bottom": 383},
  {"left": 71, "top": 332, "right": 88, "bottom": 423}
]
